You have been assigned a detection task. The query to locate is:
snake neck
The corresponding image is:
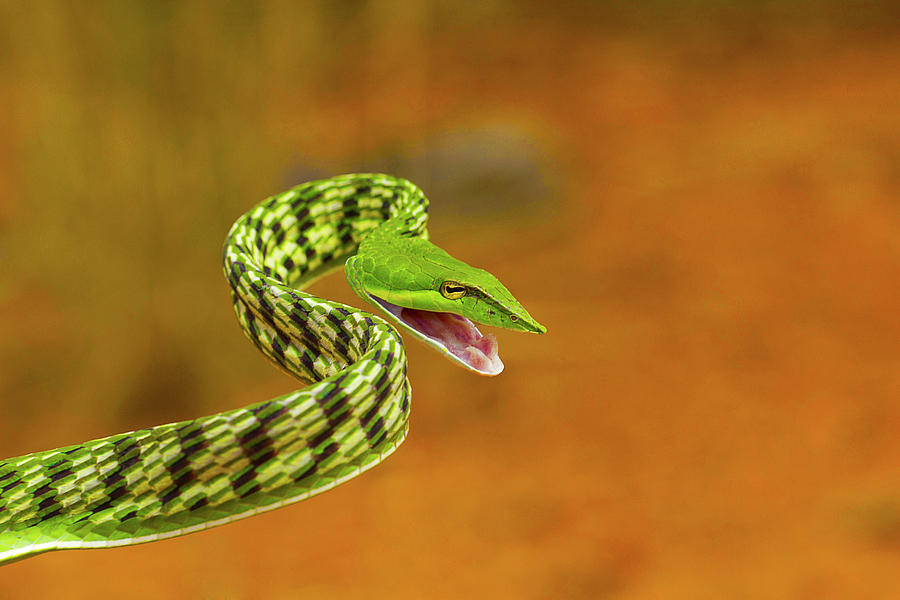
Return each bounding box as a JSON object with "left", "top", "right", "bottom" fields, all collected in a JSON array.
[
  {"left": 223, "top": 174, "right": 429, "bottom": 383},
  {"left": 225, "top": 174, "right": 428, "bottom": 290}
]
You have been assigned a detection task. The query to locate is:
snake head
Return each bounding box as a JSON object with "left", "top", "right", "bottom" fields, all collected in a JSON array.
[{"left": 345, "top": 234, "right": 545, "bottom": 376}]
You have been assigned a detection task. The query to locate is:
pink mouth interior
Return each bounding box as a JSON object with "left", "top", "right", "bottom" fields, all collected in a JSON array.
[{"left": 372, "top": 297, "right": 503, "bottom": 375}]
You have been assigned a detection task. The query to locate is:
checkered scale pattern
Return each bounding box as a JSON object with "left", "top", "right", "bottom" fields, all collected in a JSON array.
[{"left": 0, "top": 174, "right": 429, "bottom": 564}]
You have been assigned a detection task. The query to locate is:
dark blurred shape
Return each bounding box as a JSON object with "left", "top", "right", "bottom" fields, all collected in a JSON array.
[{"left": 285, "top": 123, "right": 556, "bottom": 222}]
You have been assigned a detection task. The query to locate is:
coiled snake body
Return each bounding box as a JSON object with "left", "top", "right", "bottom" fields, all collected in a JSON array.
[{"left": 0, "top": 174, "right": 544, "bottom": 564}]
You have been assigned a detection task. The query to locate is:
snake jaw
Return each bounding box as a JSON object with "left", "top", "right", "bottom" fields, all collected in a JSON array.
[{"left": 369, "top": 295, "right": 504, "bottom": 376}]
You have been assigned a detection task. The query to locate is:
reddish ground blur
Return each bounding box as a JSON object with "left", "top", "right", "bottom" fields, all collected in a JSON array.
[{"left": 1, "top": 4, "right": 899, "bottom": 599}]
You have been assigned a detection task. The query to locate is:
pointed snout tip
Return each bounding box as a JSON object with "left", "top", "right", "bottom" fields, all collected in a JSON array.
[{"left": 523, "top": 319, "right": 547, "bottom": 334}]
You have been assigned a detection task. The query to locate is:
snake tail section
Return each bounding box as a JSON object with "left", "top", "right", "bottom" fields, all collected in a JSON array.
[{"left": 0, "top": 174, "right": 428, "bottom": 564}]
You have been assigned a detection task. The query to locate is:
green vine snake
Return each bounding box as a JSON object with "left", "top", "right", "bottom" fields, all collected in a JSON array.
[{"left": 0, "top": 173, "right": 545, "bottom": 565}]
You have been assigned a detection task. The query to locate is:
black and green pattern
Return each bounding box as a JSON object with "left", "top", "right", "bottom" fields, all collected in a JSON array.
[{"left": 0, "top": 174, "right": 425, "bottom": 564}]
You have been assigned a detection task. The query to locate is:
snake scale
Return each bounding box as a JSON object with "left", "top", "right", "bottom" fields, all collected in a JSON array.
[{"left": 0, "top": 173, "right": 544, "bottom": 565}]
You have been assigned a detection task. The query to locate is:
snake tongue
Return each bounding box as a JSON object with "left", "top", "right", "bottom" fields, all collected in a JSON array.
[{"left": 370, "top": 297, "right": 503, "bottom": 376}]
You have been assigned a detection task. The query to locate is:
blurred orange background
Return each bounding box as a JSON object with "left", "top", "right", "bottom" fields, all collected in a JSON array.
[{"left": 1, "top": 2, "right": 900, "bottom": 598}]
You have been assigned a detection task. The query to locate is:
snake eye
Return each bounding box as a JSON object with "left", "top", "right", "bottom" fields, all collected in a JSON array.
[{"left": 439, "top": 281, "right": 467, "bottom": 299}]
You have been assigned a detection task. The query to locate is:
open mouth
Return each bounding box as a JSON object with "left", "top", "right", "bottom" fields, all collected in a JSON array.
[{"left": 370, "top": 295, "right": 504, "bottom": 376}]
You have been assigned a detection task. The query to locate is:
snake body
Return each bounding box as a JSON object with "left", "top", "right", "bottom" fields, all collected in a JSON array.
[{"left": 0, "top": 174, "right": 543, "bottom": 565}]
